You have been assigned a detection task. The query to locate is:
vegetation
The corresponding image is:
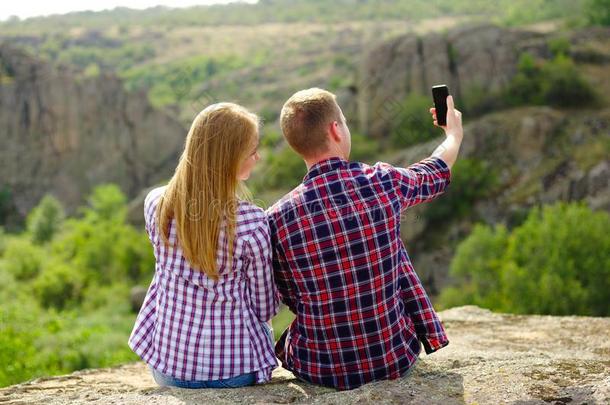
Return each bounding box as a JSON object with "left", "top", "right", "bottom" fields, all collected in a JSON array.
[
  {"left": 0, "top": 1, "right": 586, "bottom": 31},
  {"left": 584, "top": 0, "right": 610, "bottom": 26},
  {"left": 0, "top": 185, "right": 152, "bottom": 387},
  {"left": 506, "top": 52, "right": 598, "bottom": 108},
  {"left": 440, "top": 203, "right": 610, "bottom": 316},
  {"left": 1, "top": 0, "right": 608, "bottom": 389},
  {"left": 390, "top": 93, "right": 443, "bottom": 148},
  {"left": 426, "top": 159, "right": 500, "bottom": 225}
]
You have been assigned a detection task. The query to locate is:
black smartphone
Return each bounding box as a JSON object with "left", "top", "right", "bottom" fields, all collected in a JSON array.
[{"left": 432, "top": 85, "right": 450, "bottom": 126}]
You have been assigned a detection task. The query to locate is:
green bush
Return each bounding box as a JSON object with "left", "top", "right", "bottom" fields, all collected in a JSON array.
[
  {"left": 506, "top": 53, "right": 597, "bottom": 107},
  {"left": 33, "top": 260, "right": 85, "bottom": 309},
  {"left": 540, "top": 54, "right": 598, "bottom": 107},
  {"left": 426, "top": 159, "right": 499, "bottom": 224},
  {"left": 440, "top": 203, "right": 610, "bottom": 316},
  {"left": 350, "top": 132, "right": 380, "bottom": 163},
  {"left": 27, "top": 195, "right": 65, "bottom": 244},
  {"left": 585, "top": 0, "right": 610, "bottom": 26},
  {"left": 3, "top": 238, "right": 44, "bottom": 280},
  {"left": 390, "top": 93, "right": 441, "bottom": 148},
  {"left": 53, "top": 184, "right": 153, "bottom": 285},
  {"left": 0, "top": 304, "right": 40, "bottom": 386},
  {"left": 0, "top": 226, "right": 6, "bottom": 256},
  {"left": 261, "top": 146, "right": 306, "bottom": 190}
]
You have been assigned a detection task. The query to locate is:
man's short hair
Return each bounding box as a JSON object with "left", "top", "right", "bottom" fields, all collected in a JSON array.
[{"left": 280, "top": 88, "right": 342, "bottom": 158}]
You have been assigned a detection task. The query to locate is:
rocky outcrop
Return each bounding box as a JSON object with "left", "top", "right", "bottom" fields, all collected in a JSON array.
[
  {"left": 357, "top": 24, "right": 610, "bottom": 138},
  {"left": 0, "top": 43, "right": 186, "bottom": 221},
  {"left": 388, "top": 106, "right": 610, "bottom": 292},
  {"left": 1, "top": 306, "right": 608, "bottom": 404},
  {"left": 352, "top": 24, "right": 610, "bottom": 296}
]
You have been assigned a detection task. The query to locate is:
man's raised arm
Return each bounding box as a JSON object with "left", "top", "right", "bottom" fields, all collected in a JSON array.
[{"left": 430, "top": 95, "right": 463, "bottom": 169}]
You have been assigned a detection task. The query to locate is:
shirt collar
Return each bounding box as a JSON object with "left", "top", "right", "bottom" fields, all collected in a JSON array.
[{"left": 303, "top": 156, "right": 347, "bottom": 182}]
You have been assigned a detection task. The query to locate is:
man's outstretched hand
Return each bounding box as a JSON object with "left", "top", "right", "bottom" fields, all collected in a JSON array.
[{"left": 429, "top": 95, "right": 463, "bottom": 140}]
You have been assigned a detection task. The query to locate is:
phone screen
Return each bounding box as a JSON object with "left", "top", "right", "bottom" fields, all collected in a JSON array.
[{"left": 432, "top": 85, "right": 449, "bottom": 126}]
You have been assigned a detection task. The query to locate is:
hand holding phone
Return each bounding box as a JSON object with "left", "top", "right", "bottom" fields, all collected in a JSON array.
[
  {"left": 430, "top": 84, "right": 463, "bottom": 139},
  {"left": 432, "top": 85, "right": 449, "bottom": 126}
]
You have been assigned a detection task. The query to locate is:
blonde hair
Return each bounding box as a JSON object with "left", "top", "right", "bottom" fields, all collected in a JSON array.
[
  {"left": 156, "top": 103, "right": 259, "bottom": 280},
  {"left": 280, "top": 88, "right": 341, "bottom": 157}
]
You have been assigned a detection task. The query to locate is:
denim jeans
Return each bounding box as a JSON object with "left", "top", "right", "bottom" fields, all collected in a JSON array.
[{"left": 149, "top": 322, "right": 274, "bottom": 389}]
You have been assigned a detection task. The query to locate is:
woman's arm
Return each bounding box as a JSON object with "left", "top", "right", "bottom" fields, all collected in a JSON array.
[{"left": 244, "top": 218, "right": 280, "bottom": 322}]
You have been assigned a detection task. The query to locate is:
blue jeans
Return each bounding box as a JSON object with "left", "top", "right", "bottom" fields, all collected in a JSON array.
[
  {"left": 151, "top": 366, "right": 256, "bottom": 388},
  {"left": 150, "top": 322, "right": 274, "bottom": 389}
]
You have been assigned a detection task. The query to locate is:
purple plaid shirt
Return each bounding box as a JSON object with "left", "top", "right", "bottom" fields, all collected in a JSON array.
[
  {"left": 267, "top": 156, "right": 451, "bottom": 390},
  {"left": 129, "top": 186, "right": 279, "bottom": 383}
]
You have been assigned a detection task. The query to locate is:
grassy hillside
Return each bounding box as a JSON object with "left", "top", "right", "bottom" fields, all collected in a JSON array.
[{"left": 0, "top": 0, "right": 591, "bottom": 123}]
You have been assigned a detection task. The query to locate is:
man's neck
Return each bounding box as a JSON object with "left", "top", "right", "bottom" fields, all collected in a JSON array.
[{"left": 304, "top": 152, "right": 346, "bottom": 170}]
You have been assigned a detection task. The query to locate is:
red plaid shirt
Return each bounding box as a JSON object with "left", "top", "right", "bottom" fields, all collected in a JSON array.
[{"left": 266, "top": 156, "right": 451, "bottom": 390}]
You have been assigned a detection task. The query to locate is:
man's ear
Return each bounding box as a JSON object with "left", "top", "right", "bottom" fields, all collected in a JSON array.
[{"left": 329, "top": 121, "right": 342, "bottom": 143}]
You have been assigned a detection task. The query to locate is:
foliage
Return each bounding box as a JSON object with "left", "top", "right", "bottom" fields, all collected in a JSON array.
[
  {"left": 0, "top": 0, "right": 585, "bottom": 31},
  {"left": 27, "top": 195, "right": 65, "bottom": 244},
  {"left": 390, "top": 93, "right": 441, "bottom": 148},
  {"left": 426, "top": 159, "right": 499, "bottom": 224},
  {"left": 506, "top": 53, "right": 597, "bottom": 107},
  {"left": 440, "top": 203, "right": 610, "bottom": 316},
  {"left": 120, "top": 55, "right": 247, "bottom": 108},
  {"left": 3, "top": 238, "right": 43, "bottom": 281},
  {"left": 584, "top": 0, "right": 610, "bottom": 26},
  {"left": 0, "top": 185, "right": 21, "bottom": 231},
  {"left": 259, "top": 146, "right": 307, "bottom": 191},
  {"left": 350, "top": 133, "right": 380, "bottom": 163},
  {"left": 0, "top": 184, "right": 153, "bottom": 387},
  {"left": 33, "top": 260, "right": 85, "bottom": 310}
]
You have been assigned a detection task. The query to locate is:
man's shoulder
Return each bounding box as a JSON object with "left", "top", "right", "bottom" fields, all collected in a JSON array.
[{"left": 265, "top": 185, "right": 304, "bottom": 219}]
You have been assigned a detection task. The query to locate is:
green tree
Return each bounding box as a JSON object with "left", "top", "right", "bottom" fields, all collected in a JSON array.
[
  {"left": 440, "top": 203, "right": 610, "bottom": 316},
  {"left": 33, "top": 260, "right": 85, "bottom": 309},
  {"left": 27, "top": 195, "right": 65, "bottom": 244},
  {"left": 585, "top": 0, "right": 610, "bottom": 26},
  {"left": 3, "top": 238, "right": 44, "bottom": 281},
  {"left": 426, "top": 159, "right": 499, "bottom": 224},
  {"left": 506, "top": 52, "right": 597, "bottom": 107},
  {"left": 51, "top": 184, "right": 153, "bottom": 285}
]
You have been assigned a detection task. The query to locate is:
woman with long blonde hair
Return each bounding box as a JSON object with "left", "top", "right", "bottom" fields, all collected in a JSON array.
[{"left": 129, "top": 103, "right": 279, "bottom": 388}]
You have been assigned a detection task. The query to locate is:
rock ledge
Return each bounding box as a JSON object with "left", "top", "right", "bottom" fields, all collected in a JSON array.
[{"left": 2, "top": 306, "right": 609, "bottom": 404}]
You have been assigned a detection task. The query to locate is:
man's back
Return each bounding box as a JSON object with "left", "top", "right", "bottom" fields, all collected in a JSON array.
[{"left": 267, "top": 156, "right": 451, "bottom": 390}]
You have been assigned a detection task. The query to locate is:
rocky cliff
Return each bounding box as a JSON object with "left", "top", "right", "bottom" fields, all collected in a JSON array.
[
  {"left": 357, "top": 24, "right": 610, "bottom": 138},
  {"left": 0, "top": 43, "right": 186, "bottom": 222},
  {"left": 354, "top": 24, "right": 610, "bottom": 293},
  {"left": 388, "top": 105, "right": 610, "bottom": 294},
  {"left": 1, "top": 306, "right": 608, "bottom": 404}
]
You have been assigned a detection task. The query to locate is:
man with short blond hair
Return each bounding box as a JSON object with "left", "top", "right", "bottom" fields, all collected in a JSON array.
[
  {"left": 267, "top": 87, "right": 463, "bottom": 390},
  {"left": 280, "top": 88, "right": 342, "bottom": 157}
]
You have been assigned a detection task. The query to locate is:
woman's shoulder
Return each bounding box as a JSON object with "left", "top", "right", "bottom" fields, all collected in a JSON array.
[
  {"left": 237, "top": 200, "right": 268, "bottom": 233},
  {"left": 144, "top": 186, "right": 167, "bottom": 209}
]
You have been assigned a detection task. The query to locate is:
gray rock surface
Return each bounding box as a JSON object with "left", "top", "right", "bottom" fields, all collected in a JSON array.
[
  {"left": 2, "top": 306, "right": 608, "bottom": 404},
  {"left": 0, "top": 43, "right": 186, "bottom": 220},
  {"left": 357, "top": 25, "right": 610, "bottom": 139}
]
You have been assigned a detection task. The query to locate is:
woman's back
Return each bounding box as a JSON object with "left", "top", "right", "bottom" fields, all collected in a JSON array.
[{"left": 129, "top": 186, "right": 278, "bottom": 384}]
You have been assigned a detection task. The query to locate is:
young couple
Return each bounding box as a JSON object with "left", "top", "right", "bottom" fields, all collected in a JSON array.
[{"left": 129, "top": 88, "right": 463, "bottom": 391}]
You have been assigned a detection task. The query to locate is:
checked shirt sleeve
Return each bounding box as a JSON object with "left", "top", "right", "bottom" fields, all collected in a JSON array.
[
  {"left": 244, "top": 219, "right": 280, "bottom": 322},
  {"left": 267, "top": 214, "right": 298, "bottom": 314},
  {"left": 399, "top": 264, "right": 449, "bottom": 354},
  {"left": 389, "top": 156, "right": 452, "bottom": 211}
]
